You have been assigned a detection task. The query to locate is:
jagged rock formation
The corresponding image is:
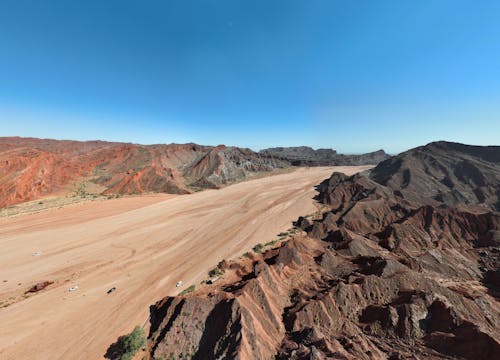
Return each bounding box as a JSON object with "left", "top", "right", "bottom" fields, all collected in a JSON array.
[
  {"left": 146, "top": 142, "right": 500, "bottom": 360},
  {"left": 0, "top": 137, "right": 289, "bottom": 207},
  {"left": 0, "top": 137, "right": 389, "bottom": 209},
  {"left": 182, "top": 145, "right": 287, "bottom": 189},
  {"left": 260, "top": 146, "right": 390, "bottom": 166}
]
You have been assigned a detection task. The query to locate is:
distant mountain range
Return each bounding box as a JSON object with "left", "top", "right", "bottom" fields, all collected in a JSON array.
[
  {"left": 146, "top": 141, "right": 500, "bottom": 360},
  {"left": 260, "top": 146, "right": 390, "bottom": 166},
  {"left": 0, "top": 137, "right": 388, "bottom": 208}
]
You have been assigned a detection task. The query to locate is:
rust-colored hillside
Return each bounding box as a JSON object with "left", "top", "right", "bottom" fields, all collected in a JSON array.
[{"left": 0, "top": 137, "right": 288, "bottom": 208}]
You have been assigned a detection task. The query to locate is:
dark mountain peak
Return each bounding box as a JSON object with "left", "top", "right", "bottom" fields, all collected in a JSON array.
[
  {"left": 260, "top": 146, "right": 389, "bottom": 166},
  {"left": 260, "top": 146, "right": 329, "bottom": 158},
  {"left": 423, "top": 141, "right": 500, "bottom": 163},
  {"left": 370, "top": 142, "right": 500, "bottom": 211},
  {"left": 371, "top": 149, "right": 389, "bottom": 155}
]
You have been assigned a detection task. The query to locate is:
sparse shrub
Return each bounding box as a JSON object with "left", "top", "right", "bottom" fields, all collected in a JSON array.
[
  {"left": 253, "top": 243, "right": 265, "bottom": 253},
  {"left": 208, "top": 260, "right": 226, "bottom": 277},
  {"left": 106, "top": 194, "right": 122, "bottom": 200},
  {"left": 179, "top": 285, "right": 195, "bottom": 296},
  {"left": 105, "top": 325, "right": 146, "bottom": 360},
  {"left": 208, "top": 266, "right": 224, "bottom": 277},
  {"left": 288, "top": 227, "right": 299, "bottom": 234},
  {"left": 265, "top": 239, "right": 278, "bottom": 247},
  {"left": 75, "top": 182, "right": 89, "bottom": 197}
]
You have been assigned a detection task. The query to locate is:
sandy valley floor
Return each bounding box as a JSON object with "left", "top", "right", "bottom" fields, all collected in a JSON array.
[{"left": 0, "top": 166, "right": 370, "bottom": 360}]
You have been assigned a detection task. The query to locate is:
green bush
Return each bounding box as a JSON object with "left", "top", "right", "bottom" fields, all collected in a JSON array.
[
  {"left": 105, "top": 325, "right": 146, "bottom": 360},
  {"left": 120, "top": 326, "right": 146, "bottom": 360}
]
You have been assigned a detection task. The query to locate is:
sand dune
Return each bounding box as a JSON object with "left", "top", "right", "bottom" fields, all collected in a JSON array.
[{"left": 0, "top": 166, "right": 370, "bottom": 360}]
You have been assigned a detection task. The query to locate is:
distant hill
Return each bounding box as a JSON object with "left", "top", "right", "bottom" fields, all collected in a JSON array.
[
  {"left": 0, "top": 137, "right": 389, "bottom": 208},
  {"left": 260, "top": 146, "right": 390, "bottom": 166},
  {"left": 0, "top": 137, "right": 288, "bottom": 208},
  {"left": 370, "top": 141, "right": 500, "bottom": 211}
]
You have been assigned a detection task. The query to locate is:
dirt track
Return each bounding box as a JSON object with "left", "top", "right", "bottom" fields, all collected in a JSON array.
[{"left": 0, "top": 166, "right": 370, "bottom": 359}]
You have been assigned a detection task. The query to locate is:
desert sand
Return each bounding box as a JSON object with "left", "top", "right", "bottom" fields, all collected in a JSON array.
[{"left": 0, "top": 166, "right": 370, "bottom": 360}]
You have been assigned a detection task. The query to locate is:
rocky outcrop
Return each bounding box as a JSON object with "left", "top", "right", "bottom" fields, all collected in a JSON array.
[
  {"left": 182, "top": 146, "right": 288, "bottom": 189},
  {"left": 370, "top": 141, "right": 500, "bottom": 211},
  {"left": 260, "top": 147, "right": 390, "bottom": 166},
  {"left": 0, "top": 137, "right": 289, "bottom": 207},
  {"left": 146, "top": 143, "right": 500, "bottom": 360},
  {"left": 25, "top": 281, "right": 53, "bottom": 294}
]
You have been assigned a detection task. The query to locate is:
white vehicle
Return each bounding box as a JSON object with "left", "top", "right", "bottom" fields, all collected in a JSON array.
[
  {"left": 32, "top": 251, "right": 43, "bottom": 256},
  {"left": 176, "top": 281, "right": 183, "bottom": 288},
  {"left": 68, "top": 285, "right": 79, "bottom": 292}
]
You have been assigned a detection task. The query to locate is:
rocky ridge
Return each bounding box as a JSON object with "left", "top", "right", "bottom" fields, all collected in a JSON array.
[
  {"left": 0, "top": 137, "right": 387, "bottom": 208},
  {"left": 370, "top": 141, "right": 500, "bottom": 211},
  {"left": 145, "top": 142, "right": 500, "bottom": 360},
  {"left": 260, "top": 146, "right": 390, "bottom": 166},
  {"left": 0, "top": 137, "right": 288, "bottom": 208}
]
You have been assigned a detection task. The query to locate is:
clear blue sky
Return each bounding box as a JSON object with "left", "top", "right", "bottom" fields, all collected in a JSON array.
[{"left": 0, "top": 1, "right": 499, "bottom": 153}]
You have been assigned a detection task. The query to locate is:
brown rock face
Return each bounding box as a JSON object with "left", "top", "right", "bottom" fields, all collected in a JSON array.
[
  {"left": 0, "top": 137, "right": 289, "bottom": 207},
  {"left": 146, "top": 143, "right": 500, "bottom": 360},
  {"left": 370, "top": 141, "right": 500, "bottom": 211}
]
